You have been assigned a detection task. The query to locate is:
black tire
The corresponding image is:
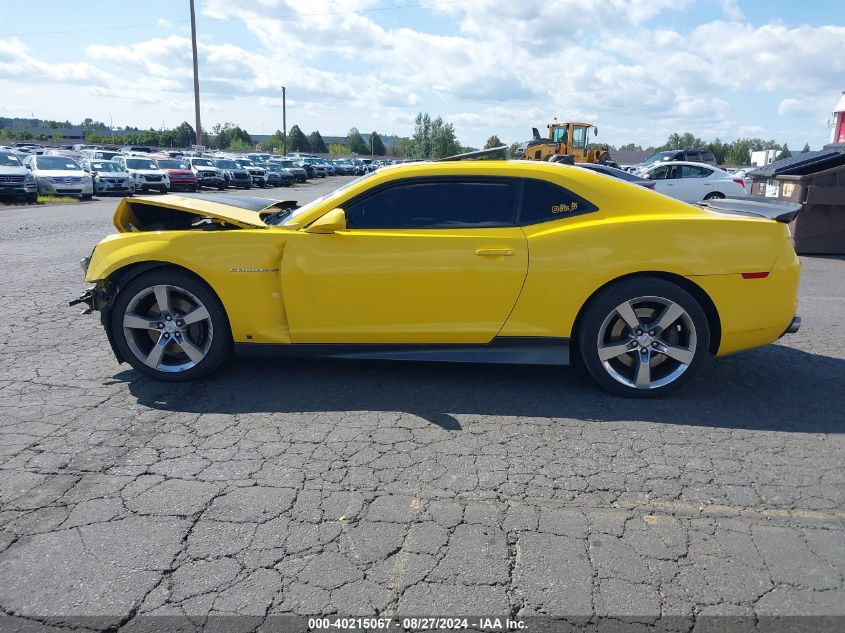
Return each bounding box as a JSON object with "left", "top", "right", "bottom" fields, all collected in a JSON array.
[
  {"left": 26, "top": 193, "right": 37, "bottom": 204},
  {"left": 158, "top": 187, "right": 168, "bottom": 195},
  {"left": 578, "top": 277, "right": 710, "bottom": 398},
  {"left": 82, "top": 194, "right": 93, "bottom": 200},
  {"left": 703, "top": 192, "right": 725, "bottom": 200},
  {"left": 110, "top": 268, "right": 232, "bottom": 382}
]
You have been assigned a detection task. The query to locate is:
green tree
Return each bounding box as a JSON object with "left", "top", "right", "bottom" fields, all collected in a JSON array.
[
  {"left": 411, "top": 112, "right": 432, "bottom": 158},
  {"left": 370, "top": 131, "right": 386, "bottom": 156},
  {"left": 508, "top": 142, "right": 522, "bottom": 158},
  {"left": 484, "top": 135, "right": 503, "bottom": 149},
  {"left": 618, "top": 143, "right": 642, "bottom": 151},
  {"left": 173, "top": 121, "right": 196, "bottom": 147},
  {"left": 430, "top": 117, "right": 460, "bottom": 158},
  {"left": 779, "top": 143, "right": 791, "bottom": 160},
  {"left": 399, "top": 137, "right": 415, "bottom": 157},
  {"left": 261, "top": 130, "right": 287, "bottom": 153},
  {"left": 328, "top": 143, "right": 347, "bottom": 155},
  {"left": 801, "top": 143, "right": 810, "bottom": 153},
  {"left": 212, "top": 123, "right": 252, "bottom": 150},
  {"left": 308, "top": 131, "right": 327, "bottom": 153},
  {"left": 287, "top": 125, "right": 310, "bottom": 152},
  {"left": 347, "top": 127, "right": 369, "bottom": 154},
  {"left": 228, "top": 137, "right": 252, "bottom": 152}
]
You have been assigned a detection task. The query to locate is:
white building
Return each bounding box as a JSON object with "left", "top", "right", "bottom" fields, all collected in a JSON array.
[{"left": 750, "top": 149, "right": 781, "bottom": 166}]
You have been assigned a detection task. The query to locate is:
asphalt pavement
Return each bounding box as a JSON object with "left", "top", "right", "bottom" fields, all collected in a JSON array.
[{"left": 0, "top": 179, "right": 843, "bottom": 631}]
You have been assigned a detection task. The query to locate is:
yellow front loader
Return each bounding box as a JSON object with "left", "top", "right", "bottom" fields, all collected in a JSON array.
[{"left": 518, "top": 120, "right": 615, "bottom": 165}]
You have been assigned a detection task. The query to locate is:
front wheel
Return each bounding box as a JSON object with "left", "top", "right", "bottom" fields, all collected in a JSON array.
[
  {"left": 111, "top": 268, "right": 232, "bottom": 381},
  {"left": 578, "top": 278, "right": 710, "bottom": 397},
  {"left": 703, "top": 192, "right": 725, "bottom": 200}
]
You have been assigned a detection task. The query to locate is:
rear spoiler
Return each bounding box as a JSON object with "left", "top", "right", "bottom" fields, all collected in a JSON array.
[{"left": 698, "top": 197, "right": 801, "bottom": 224}]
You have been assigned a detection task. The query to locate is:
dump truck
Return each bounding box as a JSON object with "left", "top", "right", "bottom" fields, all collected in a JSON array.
[{"left": 518, "top": 120, "right": 614, "bottom": 165}]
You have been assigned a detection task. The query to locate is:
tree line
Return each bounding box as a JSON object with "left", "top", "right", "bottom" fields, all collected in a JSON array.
[
  {"left": 611, "top": 132, "right": 810, "bottom": 165},
  {"left": 0, "top": 114, "right": 469, "bottom": 158}
]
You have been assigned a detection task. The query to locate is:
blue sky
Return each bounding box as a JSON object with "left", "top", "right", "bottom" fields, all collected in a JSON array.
[{"left": 1, "top": 0, "right": 843, "bottom": 150}]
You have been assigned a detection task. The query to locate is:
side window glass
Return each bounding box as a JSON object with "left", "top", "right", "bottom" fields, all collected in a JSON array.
[
  {"left": 552, "top": 126, "right": 567, "bottom": 143},
  {"left": 650, "top": 166, "right": 669, "bottom": 180},
  {"left": 520, "top": 178, "right": 598, "bottom": 225},
  {"left": 571, "top": 127, "right": 587, "bottom": 149},
  {"left": 686, "top": 151, "right": 701, "bottom": 162},
  {"left": 344, "top": 180, "right": 517, "bottom": 229}
]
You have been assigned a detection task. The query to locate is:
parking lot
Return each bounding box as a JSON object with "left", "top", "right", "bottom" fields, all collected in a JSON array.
[{"left": 0, "top": 178, "right": 843, "bottom": 629}]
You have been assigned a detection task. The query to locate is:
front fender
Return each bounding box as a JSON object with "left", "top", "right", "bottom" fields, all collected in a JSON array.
[{"left": 84, "top": 230, "right": 292, "bottom": 344}]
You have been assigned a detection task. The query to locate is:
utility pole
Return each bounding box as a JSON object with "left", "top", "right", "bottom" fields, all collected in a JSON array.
[
  {"left": 108, "top": 113, "right": 114, "bottom": 144},
  {"left": 189, "top": 0, "right": 202, "bottom": 148},
  {"left": 281, "top": 86, "right": 287, "bottom": 155}
]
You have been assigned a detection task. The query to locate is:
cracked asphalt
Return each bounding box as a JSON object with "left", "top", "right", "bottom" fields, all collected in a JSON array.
[{"left": 0, "top": 179, "right": 843, "bottom": 631}]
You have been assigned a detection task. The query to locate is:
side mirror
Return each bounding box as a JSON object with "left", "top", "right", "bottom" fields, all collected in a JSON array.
[
  {"left": 304, "top": 208, "right": 346, "bottom": 234},
  {"left": 593, "top": 127, "right": 599, "bottom": 136}
]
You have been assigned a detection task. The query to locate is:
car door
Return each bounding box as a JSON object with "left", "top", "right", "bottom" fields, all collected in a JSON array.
[
  {"left": 681, "top": 165, "right": 715, "bottom": 201},
  {"left": 646, "top": 165, "right": 675, "bottom": 196},
  {"left": 281, "top": 178, "right": 528, "bottom": 344}
]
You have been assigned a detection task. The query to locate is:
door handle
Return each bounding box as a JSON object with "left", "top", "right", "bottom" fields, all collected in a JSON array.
[{"left": 475, "top": 248, "right": 514, "bottom": 256}]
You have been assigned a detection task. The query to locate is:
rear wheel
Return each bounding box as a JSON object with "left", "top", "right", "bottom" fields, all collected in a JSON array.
[
  {"left": 703, "top": 192, "right": 725, "bottom": 200},
  {"left": 578, "top": 278, "right": 710, "bottom": 397},
  {"left": 111, "top": 269, "right": 232, "bottom": 381}
]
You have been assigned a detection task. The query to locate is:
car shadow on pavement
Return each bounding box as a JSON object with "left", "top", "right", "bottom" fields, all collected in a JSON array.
[{"left": 123, "top": 343, "right": 845, "bottom": 433}]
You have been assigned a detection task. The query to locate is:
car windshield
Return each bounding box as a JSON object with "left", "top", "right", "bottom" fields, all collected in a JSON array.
[
  {"left": 238, "top": 160, "right": 256, "bottom": 167},
  {"left": 37, "top": 156, "right": 81, "bottom": 170},
  {"left": 90, "top": 161, "right": 121, "bottom": 172},
  {"left": 642, "top": 151, "right": 678, "bottom": 165},
  {"left": 192, "top": 159, "right": 214, "bottom": 166},
  {"left": 126, "top": 159, "right": 159, "bottom": 170},
  {"left": 215, "top": 160, "right": 239, "bottom": 169},
  {"left": 0, "top": 153, "right": 22, "bottom": 166},
  {"left": 157, "top": 160, "right": 186, "bottom": 169},
  {"left": 265, "top": 172, "right": 378, "bottom": 226}
]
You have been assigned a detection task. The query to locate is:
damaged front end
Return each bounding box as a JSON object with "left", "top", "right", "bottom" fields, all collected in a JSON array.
[
  {"left": 69, "top": 278, "right": 125, "bottom": 363},
  {"left": 69, "top": 278, "right": 114, "bottom": 315}
]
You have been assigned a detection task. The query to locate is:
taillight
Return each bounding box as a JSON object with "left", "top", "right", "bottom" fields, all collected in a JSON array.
[
  {"left": 733, "top": 178, "right": 745, "bottom": 188},
  {"left": 741, "top": 272, "right": 769, "bottom": 279}
]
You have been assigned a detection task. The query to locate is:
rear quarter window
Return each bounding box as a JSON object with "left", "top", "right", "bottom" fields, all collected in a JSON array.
[{"left": 519, "top": 178, "right": 598, "bottom": 225}]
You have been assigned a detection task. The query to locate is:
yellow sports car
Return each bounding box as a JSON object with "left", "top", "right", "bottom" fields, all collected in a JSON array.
[{"left": 74, "top": 160, "right": 801, "bottom": 397}]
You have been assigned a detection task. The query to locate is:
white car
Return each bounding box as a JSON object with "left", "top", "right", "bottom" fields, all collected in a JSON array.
[
  {"left": 114, "top": 155, "right": 170, "bottom": 194},
  {"left": 80, "top": 159, "right": 135, "bottom": 196},
  {"left": 639, "top": 161, "right": 747, "bottom": 202},
  {"left": 22, "top": 155, "right": 93, "bottom": 199}
]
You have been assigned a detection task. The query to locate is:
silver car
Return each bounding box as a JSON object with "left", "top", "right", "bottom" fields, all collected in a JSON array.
[
  {"left": 23, "top": 154, "right": 94, "bottom": 199},
  {"left": 0, "top": 150, "right": 38, "bottom": 203},
  {"left": 80, "top": 159, "right": 135, "bottom": 196}
]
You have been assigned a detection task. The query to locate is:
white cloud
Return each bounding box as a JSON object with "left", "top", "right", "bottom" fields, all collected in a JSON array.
[{"left": 1, "top": 1, "right": 842, "bottom": 149}]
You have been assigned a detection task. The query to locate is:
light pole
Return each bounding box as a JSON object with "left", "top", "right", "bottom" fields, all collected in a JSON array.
[
  {"left": 189, "top": 0, "right": 202, "bottom": 148},
  {"left": 281, "top": 85, "right": 287, "bottom": 155},
  {"left": 108, "top": 113, "right": 114, "bottom": 144}
]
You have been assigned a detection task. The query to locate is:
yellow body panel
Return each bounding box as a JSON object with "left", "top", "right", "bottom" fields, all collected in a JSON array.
[{"left": 85, "top": 161, "right": 800, "bottom": 355}]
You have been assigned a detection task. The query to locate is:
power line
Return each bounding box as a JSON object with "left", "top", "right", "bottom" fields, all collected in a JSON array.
[{"left": 0, "top": 0, "right": 470, "bottom": 38}]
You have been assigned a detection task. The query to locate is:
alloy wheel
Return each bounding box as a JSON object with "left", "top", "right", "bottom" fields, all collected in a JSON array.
[
  {"left": 596, "top": 296, "right": 697, "bottom": 390},
  {"left": 122, "top": 284, "right": 214, "bottom": 373}
]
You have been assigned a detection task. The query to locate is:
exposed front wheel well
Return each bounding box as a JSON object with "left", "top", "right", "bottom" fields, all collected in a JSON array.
[{"left": 570, "top": 272, "right": 722, "bottom": 360}]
